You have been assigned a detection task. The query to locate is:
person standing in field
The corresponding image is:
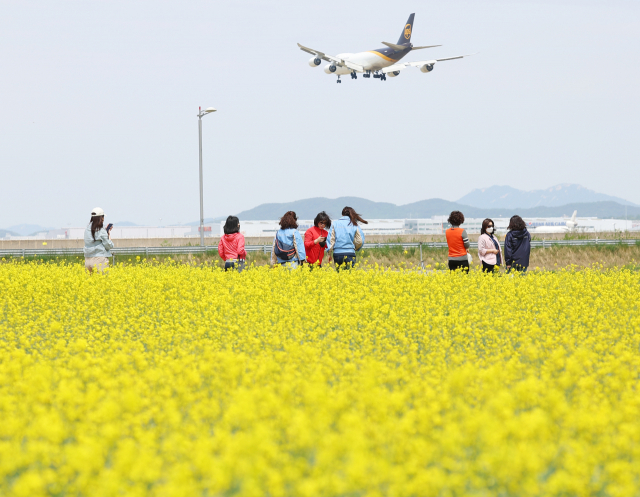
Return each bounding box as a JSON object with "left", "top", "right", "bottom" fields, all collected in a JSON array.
[
  {"left": 304, "top": 211, "right": 331, "bottom": 267},
  {"left": 271, "top": 211, "right": 306, "bottom": 268},
  {"left": 478, "top": 218, "right": 503, "bottom": 273},
  {"left": 218, "top": 216, "right": 246, "bottom": 272},
  {"left": 326, "top": 206, "right": 367, "bottom": 270},
  {"left": 504, "top": 215, "right": 531, "bottom": 273},
  {"left": 84, "top": 207, "right": 113, "bottom": 274},
  {"left": 445, "top": 210, "right": 470, "bottom": 273}
]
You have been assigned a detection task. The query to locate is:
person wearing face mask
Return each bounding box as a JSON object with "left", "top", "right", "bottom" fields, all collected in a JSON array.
[{"left": 477, "top": 218, "right": 503, "bottom": 273}]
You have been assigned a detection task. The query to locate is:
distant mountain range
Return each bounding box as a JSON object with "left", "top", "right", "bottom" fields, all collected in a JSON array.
[
  {"left": 3, "top": 186, "right": 637, "bottom": 232},
  {"left": 233, "top": 197, "right": 640, "bottom": 220},
  {"left": 457, "top": 184, "right": 638, "bottom": 209},
  {"left": 0, "top": 221, "right": 138, "bottom": 236},
  {"left": 229, "top": 184, "right": 639, "bottom": 221},
  {"left": 184, "top": 217, "right": 226, "bottom": 226},
  {"left": 5, "top": 224, "right": 55, "bottom": 236}
]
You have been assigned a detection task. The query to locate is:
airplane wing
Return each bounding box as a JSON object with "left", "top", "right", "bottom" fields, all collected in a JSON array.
[
  {"left": 381, "top": 53, "right": 477, "bottom": 73},
  {"left": 297, "top": 43, "right": 364, "bottom": 73},
  {"left": 381, "top": 42, "right": 442, "bottom": 51}
]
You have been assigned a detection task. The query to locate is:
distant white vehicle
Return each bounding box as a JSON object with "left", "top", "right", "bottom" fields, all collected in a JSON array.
[
  {"left": 529, "top": 211, "right": 578, "bottom": 233},
  {"left": 298, "top": 13, "right": 474, "bottom": 83}
]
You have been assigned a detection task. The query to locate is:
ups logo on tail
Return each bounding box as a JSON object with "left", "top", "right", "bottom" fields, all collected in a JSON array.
[{"left": 404, "top": 24, "right": 412, "bottom": 39}]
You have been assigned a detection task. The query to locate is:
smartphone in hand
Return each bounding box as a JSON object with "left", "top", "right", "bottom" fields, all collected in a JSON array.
[{"left": 106, "top": 223, "right": 114, "bottom": 232}]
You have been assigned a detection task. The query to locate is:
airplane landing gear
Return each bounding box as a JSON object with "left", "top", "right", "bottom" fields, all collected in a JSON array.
[
  {"left": 350, "top": 71, "right": 357, "bottom": 79},
  {"left": 337, "top": 75, "right": 341, "bottom": 84},
  {"left": 363, "top": 71, "right": 371, "bottom": 78},
  {"left": 380, "top": 74, "right": 387, "bottom": 81}
]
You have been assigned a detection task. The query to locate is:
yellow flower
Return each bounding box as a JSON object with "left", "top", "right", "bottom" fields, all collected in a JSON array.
[{"left": 0, "top": 261, "right": 638, "bottom": 495}]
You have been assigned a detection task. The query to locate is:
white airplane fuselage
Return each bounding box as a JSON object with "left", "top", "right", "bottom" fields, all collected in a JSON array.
[
  {"left": 530, "top": 226, "right": 571, "bottom": 234},
  {"left": 529, "top": 212, "right": 578, "bottom": 234},
  {"left": 323, "top": 51, "right": 406, "bottom": 74}
]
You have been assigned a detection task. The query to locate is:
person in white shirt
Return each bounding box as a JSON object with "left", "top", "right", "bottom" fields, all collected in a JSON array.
[{"left": 84, "top": 207, "right": 114, "bottom": 273}]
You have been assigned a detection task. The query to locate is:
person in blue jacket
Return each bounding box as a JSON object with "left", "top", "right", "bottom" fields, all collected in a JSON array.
[
  {"left": 271, "top": 210, "right": 306, "bottom": 268},
  {"left": 326, "top": 206, "right": 368, "bottom": 270},
  {"left": 504, "top": 215, "right": 531, "bottom": 273}
]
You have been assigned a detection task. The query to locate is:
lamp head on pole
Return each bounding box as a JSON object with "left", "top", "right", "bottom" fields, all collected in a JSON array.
[{"left": 198, "top": 106, "right": 217, "bottom": 118}]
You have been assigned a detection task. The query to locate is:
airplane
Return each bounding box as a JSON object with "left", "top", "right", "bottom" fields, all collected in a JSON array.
[
  {"left": 529, "top": 211, "right": 579, "bottom": 233},
  {"left": 298, "top": 13, "right": 475, "bottom": 83}
]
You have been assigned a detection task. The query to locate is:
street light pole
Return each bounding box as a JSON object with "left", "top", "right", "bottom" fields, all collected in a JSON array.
[{"left": 197, "top": 106, "right": 217, "bottom": 247}]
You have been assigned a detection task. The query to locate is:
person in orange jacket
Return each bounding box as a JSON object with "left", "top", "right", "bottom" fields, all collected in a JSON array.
[
  {"left": 218, "top": 216, "right": 246, "bottom": 272},
  {"left": 304, "top": 211, "right": 331, "bottom": 267},
  {"left": 445, "top": 210, "right": 470, "bottom": 273}
]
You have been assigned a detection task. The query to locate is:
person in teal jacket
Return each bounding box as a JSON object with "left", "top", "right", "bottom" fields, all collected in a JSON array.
[{"left": 326, "top": 207, "right": 368, "bottom": 270}]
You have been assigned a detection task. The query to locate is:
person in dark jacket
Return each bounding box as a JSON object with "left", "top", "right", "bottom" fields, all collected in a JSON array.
[{"left": 504, "top": 215, "right": 531, "bottom": 273}]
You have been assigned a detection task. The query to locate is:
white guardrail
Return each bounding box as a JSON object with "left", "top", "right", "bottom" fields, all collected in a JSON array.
[{"left": 0, "top": 239, "right": 638, "bottom": 259}]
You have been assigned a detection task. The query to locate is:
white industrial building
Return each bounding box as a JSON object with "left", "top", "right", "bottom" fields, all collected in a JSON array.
[
  {"left": 405, "top": 216, "right": 638, "bottom": 234},
  {"left": 230, "top": 219, "right": 407, "bottom": 237}
]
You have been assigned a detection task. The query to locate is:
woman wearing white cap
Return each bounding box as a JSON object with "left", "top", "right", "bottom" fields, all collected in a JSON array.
[{"left": 84, "top": 207, "right": 114, "bottom": 273}]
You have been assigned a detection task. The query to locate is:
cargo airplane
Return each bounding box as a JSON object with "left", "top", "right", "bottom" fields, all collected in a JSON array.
[
  {"left": 298, "top": 13, "right": 475, "bottom": 83},
  {"left": 529, "top": 211, "right": 579, "bottom": 233}
]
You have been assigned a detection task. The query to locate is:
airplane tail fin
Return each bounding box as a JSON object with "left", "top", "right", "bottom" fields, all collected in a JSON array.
[
  {"left": 397, "top": 13, "right": 415, "bottom": 45},
  {"left": 571, "top": 210, "right": 577, "bottom": 222}
]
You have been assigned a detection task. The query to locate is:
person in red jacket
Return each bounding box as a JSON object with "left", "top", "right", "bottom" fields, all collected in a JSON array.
[
  {"left": 218, "top": 216, "right": 246, "bottom": 272},
  {"left": 304, "top": 211, "right": 331, "bottom": 267}
]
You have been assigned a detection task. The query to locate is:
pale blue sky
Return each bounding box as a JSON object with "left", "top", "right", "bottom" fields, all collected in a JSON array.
[{"left": 1, "top": 0, "right": 638, "bottom": 226}]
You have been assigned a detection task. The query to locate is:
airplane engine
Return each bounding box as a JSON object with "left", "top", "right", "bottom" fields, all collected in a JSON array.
[
  {"left": 324, "top": 64, "right": 337, "bottom": 74},
  {"left": 387, "top": 71, "right": 400, "bottom": 77},
  {"left": 419, "top": 62, "right": 435, "bottom": 73},
  {"left": 308, "top": 57, "right": 322, "bottom": 67}
]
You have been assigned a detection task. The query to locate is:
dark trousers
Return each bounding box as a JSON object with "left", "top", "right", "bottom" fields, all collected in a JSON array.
[
  {"left": 448, "top": 260, "right": 469, "bottom": 273},
  {"left": 482, "top": 261, "right": 497, "bottom": 273},
  {"left": 334, "top": 253, "right": 356, "bottom": 271},
  {"left": 224, "top": 260, "right": 245, "bottom": 273},
  {"left": 506, "top": 265, "right": 527, "bottom": 274}
]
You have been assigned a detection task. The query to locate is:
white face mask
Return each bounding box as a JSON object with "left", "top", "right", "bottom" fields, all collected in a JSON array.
[{"left": 486, "top": 227, "right": 494, "bottom": 234}]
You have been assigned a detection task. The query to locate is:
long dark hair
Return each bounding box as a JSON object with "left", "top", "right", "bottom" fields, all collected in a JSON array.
[
  {"left": 342, "top": 207, "right": 368, "bottom": 226},
  {"left": 508, "top": 215, "right": 526, "bottom": 231},
  {"left": 223, "top": 216, "right": 240, "bottom": 235},
  {"left": 481, "top": 218, "right": 495, "bottom": 236},
  {"left": 279, "top": 211, "right": 298, "bottom": 230},
  {"left": 90, "top": 215, "right": 104, "bottom": 241},
  {"left": 314, "top": 211, "right": 331, "bottom": 229}
]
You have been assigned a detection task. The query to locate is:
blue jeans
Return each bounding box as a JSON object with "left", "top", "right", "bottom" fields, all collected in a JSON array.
[
  {"left": 334, "top": 253, "right": 356, "bottom": 270},
  {"left": 279, "top": 260, "right": 302, "bottom": 269}
]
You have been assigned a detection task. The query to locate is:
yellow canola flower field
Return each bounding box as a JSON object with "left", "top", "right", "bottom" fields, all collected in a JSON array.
[{"left": 1, "top": 262, "right": 640, "bottom": 497}]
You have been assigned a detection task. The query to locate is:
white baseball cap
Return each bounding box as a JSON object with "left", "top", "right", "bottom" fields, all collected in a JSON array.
[{"left": 91, "top": 207, "right": 105, "bottom": 217}]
